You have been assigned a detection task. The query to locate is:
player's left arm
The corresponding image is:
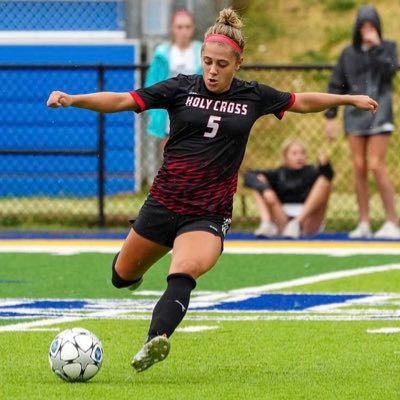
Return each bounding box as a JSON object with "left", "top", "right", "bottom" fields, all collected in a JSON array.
[
  {"left": 288, "top": 93, "right": 378, "bottom": 114},
  {"left": 46, "top": 91, "right": 139, "bottom": 113}
]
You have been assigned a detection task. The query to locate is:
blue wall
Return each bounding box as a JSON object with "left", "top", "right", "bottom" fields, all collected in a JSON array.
[{"left": 0, "top": 44, "right": 138, "bottom": 197}]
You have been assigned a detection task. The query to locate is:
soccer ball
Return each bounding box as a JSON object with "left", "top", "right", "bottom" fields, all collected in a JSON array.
[{"left": 48, "top": 327, "right": 103, "bottom": 382}]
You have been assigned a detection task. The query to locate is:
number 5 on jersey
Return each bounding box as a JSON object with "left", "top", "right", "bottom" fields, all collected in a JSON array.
[{"left": 204, "top": 115, "right": 221, "bottom": 138}]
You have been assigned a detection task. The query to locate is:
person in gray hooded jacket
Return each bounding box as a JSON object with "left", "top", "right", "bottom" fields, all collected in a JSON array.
[{"left": 325, "top": 5, "right": 399, "bottom": 239}]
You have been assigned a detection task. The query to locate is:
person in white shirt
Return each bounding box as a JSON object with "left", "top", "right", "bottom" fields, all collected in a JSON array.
[{"left": 145, "top": 9, "right": 203, "bottom": 151}]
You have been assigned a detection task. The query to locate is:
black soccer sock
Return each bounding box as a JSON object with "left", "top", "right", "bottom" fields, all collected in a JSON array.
[
  {"left": 147, "top": 273, "right": 196, "bottom": 340},
  {"left": 111, "top": 252, "right": 141, "bottom": 289}
]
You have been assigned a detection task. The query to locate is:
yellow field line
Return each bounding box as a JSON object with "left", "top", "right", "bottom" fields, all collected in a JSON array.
[
  {"left": 225, "top": 240, "right": 400, "bottom": 249},
  {"left": 0, "top": 239, "right": 123, "bottom": 247},
  {"left": 0, "top": 239, "right": 399, "bottom": 250}
]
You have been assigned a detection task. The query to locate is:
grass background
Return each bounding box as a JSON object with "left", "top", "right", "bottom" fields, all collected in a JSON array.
[
  {"left": 2, "top": 319, "right": 400, "bottom": 400},
  {"left": 1, "top": 251, "right": 400, "bottom": 399},
  {"left": 240, "top": 0, "right": 400, "bottom": 64},
  {"left": 1, "top": 252, "right": 400, "bottom": 297}
]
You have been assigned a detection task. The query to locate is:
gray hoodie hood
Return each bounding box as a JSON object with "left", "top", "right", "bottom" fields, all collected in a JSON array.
[{"left": 353, "top": 5, "right": 382, "bottom": 49}]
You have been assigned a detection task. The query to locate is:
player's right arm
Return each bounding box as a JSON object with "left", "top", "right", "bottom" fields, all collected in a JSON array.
[{"left": 46, "top": 91, "right": 140, "bottom": 113}]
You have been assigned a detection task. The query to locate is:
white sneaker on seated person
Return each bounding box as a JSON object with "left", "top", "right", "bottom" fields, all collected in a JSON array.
[
  {"left": 348, "top": 222, "right": 372, "bottom": 239},
  {"left": 373, "top": 221, "right": 400, "bottom": 239},
  {"left": 281, "top": 219, "right": 301, "bottom": 239},
  {"left": 254, "top": 221, "right": 278, "bottom": 237}
]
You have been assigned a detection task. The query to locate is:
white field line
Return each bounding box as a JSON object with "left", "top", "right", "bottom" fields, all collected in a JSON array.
[
  {"left": 9, "top": 313, "right": 400, "bottom": 325},
  {"left": 366, "top": 328, "right": 400, "bottom": 334},
  {"left": 307, "top": 295, "right": 395, "bottom": 312},
  {"left": 6, "top": 313, "right": 400, "bottom": 324},
  {"left": 176, "top": 325, "right": 219, "bottom": 333},
  {"left": 1, "top": 241, "right": 400, "bottom": 255},
  {"left": 221, "top": 263, "right": 400, "bottom": 296},
  {"left": 0, "top": 245, "right": 121, "bottom": 255},
  {"left": 16, "top": 328, "right": 61, "bottom": 332},
  {"left": 184, "top": 314, "right": 400, "bottom": 321},
  {"left": 0, "top": 308, "right": 129, "bottom": 332},
  {"left": 225, "top": 247, "right": 400, "bottom": 256},
  {"left": 2, "top": 306, "right": 400, "bottom": 331}
]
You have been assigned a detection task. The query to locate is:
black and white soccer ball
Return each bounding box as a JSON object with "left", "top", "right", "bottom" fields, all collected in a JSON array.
[{"left": 48, "top": 327, "right": 103, "bottom": 382}]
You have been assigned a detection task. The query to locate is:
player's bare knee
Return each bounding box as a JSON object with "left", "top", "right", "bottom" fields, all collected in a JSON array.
[{"left": 170, "top": 259, "right": 205, "bottom": 279}]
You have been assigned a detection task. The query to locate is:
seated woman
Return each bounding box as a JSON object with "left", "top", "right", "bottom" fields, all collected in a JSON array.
[{"left": 244, "top": 139, "right": 334, "bottom": 238}]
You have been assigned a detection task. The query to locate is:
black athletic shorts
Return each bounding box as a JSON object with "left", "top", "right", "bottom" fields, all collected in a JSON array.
[{"left": 130, "top": 195, "right": 231, "bottom": 251}]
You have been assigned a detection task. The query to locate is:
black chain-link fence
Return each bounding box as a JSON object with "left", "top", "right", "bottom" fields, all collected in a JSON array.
[
  {"left": 1, "top": 64, "right": 399, "bottom": 231},
  {"left": 0, "top": 0, "right": 125, "bottom": 31},
  {"left": 238, "top": 65, "right": 400, "bottom": 231}
]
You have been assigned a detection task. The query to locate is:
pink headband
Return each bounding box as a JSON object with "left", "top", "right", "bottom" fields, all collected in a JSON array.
[{"left": 204, "top": 34, "right": 242, "bottom": 54}]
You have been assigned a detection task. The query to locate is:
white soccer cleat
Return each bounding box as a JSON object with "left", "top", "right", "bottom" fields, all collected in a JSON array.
[
  {"left": 281, "top": 219, "right": 301, "bottom": 239},
  {"left": 373, "top": 221, "right": 400, "bottom": 239},
  {"left": 131, "top": 335, "right": 170, "bottom": 373},
  {"left": 254, "top": 221, "right": 278, "bottom": 237},
  {"left": 348, "top": 222, "right": 372, "bottom": 239}
]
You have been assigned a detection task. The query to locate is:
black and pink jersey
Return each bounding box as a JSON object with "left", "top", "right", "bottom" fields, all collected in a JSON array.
[{"left": 131, "top": 74, "right": 295, "bottom": 218}]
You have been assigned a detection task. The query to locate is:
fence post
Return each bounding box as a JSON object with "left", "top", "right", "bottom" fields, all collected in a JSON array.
[{"left": 97, "top": 65, "right": 106, "bottom": 228}]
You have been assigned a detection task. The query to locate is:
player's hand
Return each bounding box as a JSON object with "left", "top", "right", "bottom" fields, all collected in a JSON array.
[
  {"left": 46, "top": 91, "right": 73, "bottom": 108},
  {"left": 325, "top": 119, "right": 337, "bottom": 142},
  {"left": 351, "top": 95, "right": 378, "bottom": 113}
]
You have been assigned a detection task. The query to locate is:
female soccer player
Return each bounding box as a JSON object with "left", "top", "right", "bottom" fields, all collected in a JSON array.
[{"left": 47, "top": 8, "right": 378, "bottom": 372}]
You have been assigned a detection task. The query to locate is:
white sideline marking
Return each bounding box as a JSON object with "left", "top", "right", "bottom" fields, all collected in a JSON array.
[
  {"left": 0, "top": 245, "right": 121, "bottom": 255},
  {"left": 0, "top": 308, "right": 128, "bottom": 332},
  {"left": 29, "top": 314, "right": 400, "bottom": 322},
  {"left": 0, "top": 316, "right": 83, "bottom": 332},
  {"left": 307, "top": 295, "right": 395, "bottom": 312},
  {"left": 15, "top": 328, "right": 60, "bottom": 332},
  {"left": 6, "top": 313, "right": 400, "bottom": 327},
  {"left": 366, "top": 328, "right": 400, "bottom": 334},
  {"left": 1, "top": 241, "right": 400, "bottom": 255},
  {"left": 176, "top": 325, "right": 219, "bottom": 333},
  {"left": 227, "top": 263, "right": 400, "bottom": 294},
  {"left": 183, "top": 315, "right": 400, "bottom": 321},
  {"left": 226, "top": 248, "right": 400, "bottom": 256}
]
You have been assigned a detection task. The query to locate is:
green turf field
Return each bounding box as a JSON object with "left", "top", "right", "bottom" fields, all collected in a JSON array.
[{"left": 1, "top": 249, "right": 400, "bottom": 399}]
